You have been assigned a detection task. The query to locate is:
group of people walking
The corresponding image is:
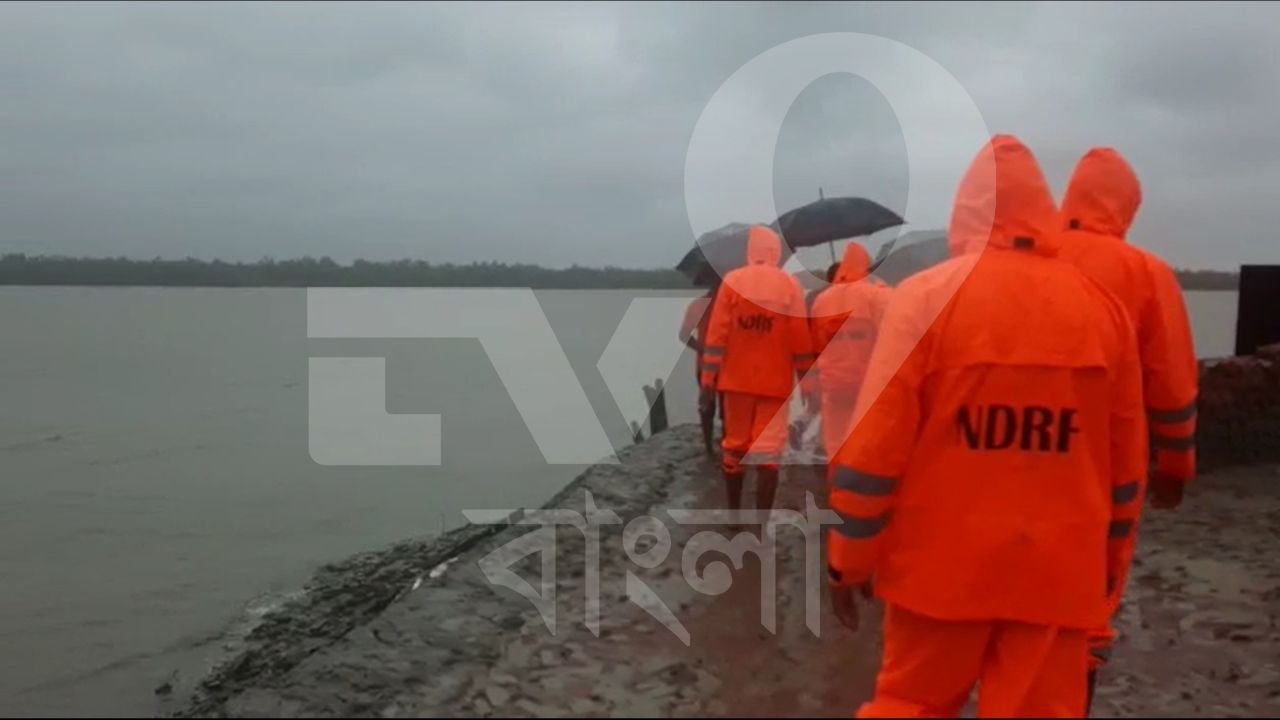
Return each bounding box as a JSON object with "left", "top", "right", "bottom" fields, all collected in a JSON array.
[{"left": 679, "top": 134, "right": 1198, "bottom": 717}]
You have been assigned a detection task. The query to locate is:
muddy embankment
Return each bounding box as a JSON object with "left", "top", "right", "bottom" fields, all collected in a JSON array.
[
  {"left": 168, "top": 426, "right": 887, "bottom": 718},
  {"left": 170, "top": 352, "right": 1280, "bottom": 718}
]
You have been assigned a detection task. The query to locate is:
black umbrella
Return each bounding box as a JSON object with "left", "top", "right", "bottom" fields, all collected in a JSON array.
[
  {"left": 868, "top": 230, "right": 950, "bottom": 285},
  {"left": 676, "top": 222, "right": 794, "bottom": 287},
  {"left": 773, "top": 196, "right": 905, "bottom": 254}
]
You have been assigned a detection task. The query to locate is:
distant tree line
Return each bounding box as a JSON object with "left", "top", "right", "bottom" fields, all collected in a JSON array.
[
  {"left": 0, "top": 253, "right": 1241, "bottom": 290},
  {"left": 0, "top": 254, "right": 693, "bottom": 289},
  {"left": 1172, "top": 268, "right": 1239, "bottom": 291}
]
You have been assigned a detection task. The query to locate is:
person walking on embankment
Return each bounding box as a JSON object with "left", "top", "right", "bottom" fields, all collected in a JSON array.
[
  {"left": 701, "top": 225, "right": 818, "bottom": 523},
  {"left": 1056, "top": 146, "right": 1200, "bottom": 709},
  {"left": 826, "top": 135, "right": 1148, "bottom": 717}
]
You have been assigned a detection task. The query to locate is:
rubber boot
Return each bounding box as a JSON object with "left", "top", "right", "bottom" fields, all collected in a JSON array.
[
  {"left": 723, "top": 469, "right": 744, "bottom": 531},
  {"left": 1085, "top": 668, "right": 1098, "bottom": 716},
  {"left": 700, "top": 407, "right": 716, "bottom": 455},
  {"left": 756, "top": 466, "right": 779, "bottom": 513}
]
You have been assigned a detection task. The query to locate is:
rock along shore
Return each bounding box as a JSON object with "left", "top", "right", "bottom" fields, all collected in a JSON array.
[{"left": 170, "top": 424, "right": 1280, "bottom": 718}]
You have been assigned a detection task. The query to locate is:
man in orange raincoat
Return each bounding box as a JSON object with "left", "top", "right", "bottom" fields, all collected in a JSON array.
[
  {"left": 809, "top": 241, "right": 892, "bottom": 463},
  {"left": 827, "top": 136, "right": 1148, "bottom": 717},
  {"left": 701, "top": 225, "right": 817, "bottom": 518},
  {"left": 1056, "top": 147, "right": 1199, "bottom": 707}
]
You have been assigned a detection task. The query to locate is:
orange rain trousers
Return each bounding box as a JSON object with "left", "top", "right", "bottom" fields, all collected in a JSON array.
[
  {"left": 859, "top": 604, "right": 1088, "bottom": 718},
  {"left": 820, "top": 387, "right": 859, "bottom": 461},
  {"left": 720, "top": 391, "right": 787, "bottom": 475}
]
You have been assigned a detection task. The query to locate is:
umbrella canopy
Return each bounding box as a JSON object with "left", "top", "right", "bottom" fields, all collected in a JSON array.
[
  {"left": 676, "top": 222, "right": 794, "bottom": 287},
  {"left": 792, "top": 268, "right": 829, "bottom": 293},
  {"left": 773, "top": 197, "right": 905, "bottom": 249},
  {"left": 869, "top": 230, "right": 950, "bottom": 285}
]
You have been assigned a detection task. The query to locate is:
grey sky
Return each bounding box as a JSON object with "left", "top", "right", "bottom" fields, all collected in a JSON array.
[{"left": 1, "top": 1, "right": 1276, "bottom": 271}]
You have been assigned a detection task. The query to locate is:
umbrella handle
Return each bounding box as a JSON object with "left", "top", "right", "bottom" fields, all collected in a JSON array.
[{"left": 868, "top": 238, "right": 899, "bottom": 273}]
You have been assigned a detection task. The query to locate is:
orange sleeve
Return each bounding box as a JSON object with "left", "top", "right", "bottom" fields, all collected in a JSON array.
[
  {"left": 700, "top": 286, "right": 734, "bottom": 390},
  {"left": 788, "top": 284, "right": 818, "bottom": 393},
  {"left": 1106, "top": 297, "right": 1148, "bottom": 596},
  {"left": 826, "top": 289, "right": 929, "bottom": 586},
  {"left": 1140, "top": 257, "right": 1198, "bottom": 485}
]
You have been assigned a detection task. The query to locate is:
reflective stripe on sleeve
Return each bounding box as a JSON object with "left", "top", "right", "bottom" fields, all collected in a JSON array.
[
  {"left": 1147, "top": 400, "right": 1197, "bottom": 424},
  {"left": 1108, "top": 519, "right": 1134, "bottom": 538},
  {"left": 833, "top": 510, "right": 890, "bottom": 539},
  {"left": 832, "top": 466, "right": 897, "bottom": 497},
  {"left": 1112, "top": 481, "right": 1140, "bottom": 504}
]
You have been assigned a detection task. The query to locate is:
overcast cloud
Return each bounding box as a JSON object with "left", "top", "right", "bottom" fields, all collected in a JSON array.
[{"left": 1, "top": 1, "right": 1277, "bottom": 270}]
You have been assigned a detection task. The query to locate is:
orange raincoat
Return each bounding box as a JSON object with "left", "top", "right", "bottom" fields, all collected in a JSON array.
[
  {"left": 701, "top": 226, "right": 815, "bottom": 471},
  {"left": 1060, "top": 148, "right": 1198, "bottom": 488},
  {"left": 1058, "top": 147, "right": 1199, "bottom": 666},
  {"left": 809, "top": 242, "right": 892, "bottom": 459},
  {"left": 829, "top": 136, "right": 1147, "bottom": 717}
]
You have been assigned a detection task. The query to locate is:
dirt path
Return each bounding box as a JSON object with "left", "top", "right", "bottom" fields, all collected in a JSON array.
[
  {"left": 414, "top": 449, "right": 886, "bottom": 719},
  {"left": 175, "top": 426, "right": 1280, "bottom": 718},
  {"left": 1092, "top": 464, "right": 1280, "bottom": 718},
  {"left": 672, "top": 464, "right": 881, "bottom": 718}
]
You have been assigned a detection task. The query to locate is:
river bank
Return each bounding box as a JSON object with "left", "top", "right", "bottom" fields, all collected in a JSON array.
[
  {"left": 167, "top": 425, "right": 882, "bottom": 717},
  {"left": 167, "top": 424, "right": 1280, "bottom": 718}
]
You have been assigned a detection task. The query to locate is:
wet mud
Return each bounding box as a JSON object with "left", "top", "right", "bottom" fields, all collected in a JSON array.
[{"left": 170, "top": 425, "right": 1280, "bottom": 718}]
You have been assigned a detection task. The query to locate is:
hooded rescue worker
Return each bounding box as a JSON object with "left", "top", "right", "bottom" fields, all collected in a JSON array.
[
  {"left": 826, "top": 136, "right": 1148, "bottom": 718},
  {"left": 809, "top": 241, "right": 892, "bottom": 463},
  {"left": 803, "top": 262, "right": 843, "bottom": 314},
  {"left": 1057, "top": 147, "right": 1199, "bottom": 707},
  {"left": 701, "top": 225, "right": 818, "bottom": 519}
]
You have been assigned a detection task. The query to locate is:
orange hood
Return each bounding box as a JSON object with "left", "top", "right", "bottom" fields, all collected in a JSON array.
[
  {"left": 834, "top": 241, "right": 870, "bottom": 283},
  {"left": 747, "top": 225, "right": 783, "bottom": 266},
  {"left": 1060, "top": 147, "right": 1142, "bottom": 238},
  {"left": 947, "top": 134, "right": 1059, "bottom": 258}
]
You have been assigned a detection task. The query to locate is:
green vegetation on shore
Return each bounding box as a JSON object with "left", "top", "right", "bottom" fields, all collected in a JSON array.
[
  {"left": 1174, "top": 269, "right": 1239, "bottom": 291},
  {"left": 0, "top": 254, "right": 690, "bottom": 289},
  {"left": 0, "top": 253, "right": 1240, "bottom": 290}
]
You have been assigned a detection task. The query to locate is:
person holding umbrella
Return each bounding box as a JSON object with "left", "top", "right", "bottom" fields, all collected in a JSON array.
[
  {"left": 699, "top": 225, "right": 817, "bottom": 524},
  {"left": 808, "top": 240, "right": 893, "bottom": 466},
  {"left": 772, "top": 194, "right": 904, "bottom": 465}
]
